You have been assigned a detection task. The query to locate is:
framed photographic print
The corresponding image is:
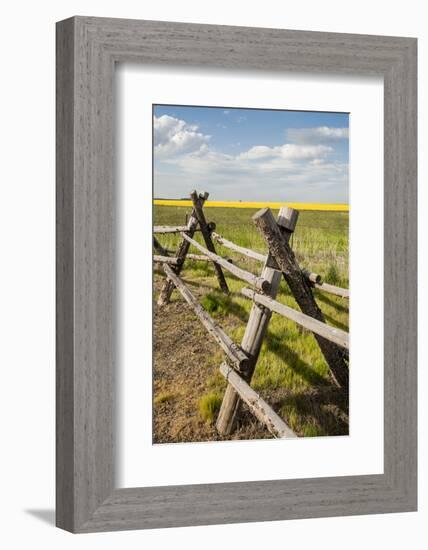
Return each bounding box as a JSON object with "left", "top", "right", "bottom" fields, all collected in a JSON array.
[{"left": 56, "top": 17, "right": 417, "bottom": 532}]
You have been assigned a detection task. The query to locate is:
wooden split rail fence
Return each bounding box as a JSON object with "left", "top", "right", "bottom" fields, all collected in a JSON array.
[{"left": 154, "top": 191, "right": 349, "bottom": 438}]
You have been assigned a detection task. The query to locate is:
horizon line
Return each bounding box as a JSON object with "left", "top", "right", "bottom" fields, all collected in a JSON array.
[{"left": 153, "top": 199, "right": 349, "bottom": 212}]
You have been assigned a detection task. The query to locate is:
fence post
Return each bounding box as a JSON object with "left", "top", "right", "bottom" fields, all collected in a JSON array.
[
  {"left": 216, "top": 206, "right": 298, "bottom": 436},
  {"left": 190, "top": 191, "right": 229, "bottom": 294},
  {"left": 157, "top": 191, "right": 208, "bottom": 306},
  {"left": 253, "top": 207, "right": 349, "bottom": 388}
]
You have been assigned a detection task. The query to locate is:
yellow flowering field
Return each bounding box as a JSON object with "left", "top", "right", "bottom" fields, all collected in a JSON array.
[{"left": 153, "top": 199, "right": 349, "bottom": 212}]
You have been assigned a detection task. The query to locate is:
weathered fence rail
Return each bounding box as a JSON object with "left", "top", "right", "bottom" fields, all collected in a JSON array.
[
  {"left": 219, "top": 363, "right": 297, "bottom": 439},
  {"left": 181, "top": 232, "right": 272, "bottom": 293},
  {"left": 211, "top": 231, "right": 267, "bottom": 262},
  {"left": 301, "top": 269, "right": 322, "bottom": 285},
  {"left": 153, "top": 254, "right": 181, "bottom": 265},
  {"left": 241, "top": 287, "right": 349, "bottom": 350},
  {"left": 163, "top": 264, "right": 249, "bottom": 372},
  {"left": 154, "top": 225, "right": 193, "bottom": 234},
  {"left": 212, "top": 231, "right": 348, "bottom": 300},
  {"left": 153, "top": 239, "right": 233, "bottom": 264},
  {"left": 155, "top": 190, "right": 349, "bottom": 439},
  {"left": 314, "top": 281, "right": 349, "bottom": 298},
  {"left": 154, "top": 222, "right": 216, "bottom": 234}
]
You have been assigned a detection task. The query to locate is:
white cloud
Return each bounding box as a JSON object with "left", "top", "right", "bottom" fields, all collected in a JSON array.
[
  {"left": 153, "top": 115, "right": 210, "bottom": 158},
  {"left": 287, "top": 126, "right": 349, "bottom": 144},
  {"left": 238, "top": 143, "right": 332, "bottom": 161},
  {"left": 161, "top": 142, "right": 343, "bottom": 188},
  {"left": 153, "top": 120, "right": 348, "bottom": 201},
  {"left": 155, "top": 156, "right": 348, "bottom": 202}
]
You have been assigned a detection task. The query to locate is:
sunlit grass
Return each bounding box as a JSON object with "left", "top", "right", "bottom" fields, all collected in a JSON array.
[{"left": 198, "top": 393, "right": 223, "bottom": 424}]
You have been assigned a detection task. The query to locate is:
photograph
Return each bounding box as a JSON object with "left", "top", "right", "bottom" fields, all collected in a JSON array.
[{"left": 153, "top": 105, "right": 350, "bottom": 444}]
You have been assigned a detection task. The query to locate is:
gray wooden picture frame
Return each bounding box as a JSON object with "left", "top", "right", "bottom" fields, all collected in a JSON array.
[{"left": 56, "top": 16, "right": 417, "bottom": 533}]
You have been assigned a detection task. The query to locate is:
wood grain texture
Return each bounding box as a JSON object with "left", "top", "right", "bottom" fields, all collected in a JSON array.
[
  {"left": 241, "top": 287, "right": 349, "bottom": 350},
  {"left": 153, "top": 225, "right": 195, "bottom": 234},
  {"left": 219, "top": 363, "right": 297, "bottom": 439},
  {"left": 56, "top": 16, "right": 417, "bottom": 532},
  {"left": 56, "top": 17, "right": 75, "bottom": 532}
]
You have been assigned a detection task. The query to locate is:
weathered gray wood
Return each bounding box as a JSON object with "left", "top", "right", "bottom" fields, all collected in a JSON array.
[
  {"left": 156, "top": 247, "right": 232, "bottom": 264},
  {"left": 154, "top": 225, "right": 199, "bottom": 234},
  {"left": 57, "top": 16, "right": 416, "bottom": 533},
  {"left": 216, "top": 207, "right": 298, "bottom": 435},
  {"left": 181, "top": 232, "right": 271, "bottom": 293},
  {"left": 187, "top": 253, "right": 233, "bottom": 263},
  {"left": 157, "top": 192, "right": 208, "bottom": 306},
  {"left": 219, "top": 363, "right": 297, "bottom": 439},
  {"left": 190, "top": 191, "right": 229, "bottom": 294},
  {"left": 163, "top": 265, "right": 249, "bottom": 371},
  {"left": 301, "top": 269, "right": 323, "bottom": 285},
  {"left": 211, "top": 232, "right": 267, "bottom": 262},
  {"left": 301, "top": 268, "right": 349, "bottom": 297},
  {"left": 153, "top": 255, "right": 180, "bottom": 265},
  {"left": 241, "top": 288, "right": 349, "bottom": 350},
  {"left": 315, "top": 282, "right": 349, "bottom": 299},
  {"left": 56, "top": 17, "right": 76, "bottom": 532},
  {"left": 253, "top": 208, "right": 349, "bottom": 388},
  {"left": 57, "top": 16, "right": 116, "bottom": 532}
]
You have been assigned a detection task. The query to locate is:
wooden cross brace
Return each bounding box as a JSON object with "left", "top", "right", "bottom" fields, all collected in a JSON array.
[{"left": 157, "top": 190, "right": 229, "bottom": 306}]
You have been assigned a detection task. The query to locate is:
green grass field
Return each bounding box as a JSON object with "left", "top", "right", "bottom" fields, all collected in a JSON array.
[{"left": 154, "top": 205, "right": 349, "bottom": 439}]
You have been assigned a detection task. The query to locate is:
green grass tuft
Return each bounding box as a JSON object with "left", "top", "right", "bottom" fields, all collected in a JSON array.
[
  {"left": 154, "top": 391, "right": 175, "bottom": 405},
  {"left": 302, "top": 425, "right": 323, "bottom": 437},
  {"left": 198, "top": 392, "right": 223, "bottom": 423},
  {"left": 325, "top": 263, "right": 341, "bottom": 285}
]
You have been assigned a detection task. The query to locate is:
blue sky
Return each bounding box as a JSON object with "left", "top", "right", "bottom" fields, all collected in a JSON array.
[{"left": 153, "top": 105, "right": 349, "bottom": 203}]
